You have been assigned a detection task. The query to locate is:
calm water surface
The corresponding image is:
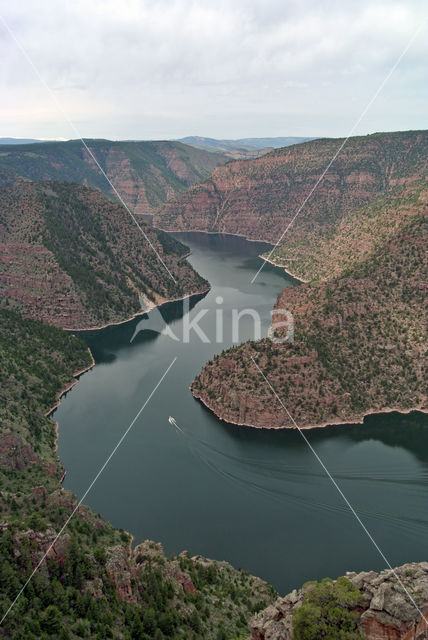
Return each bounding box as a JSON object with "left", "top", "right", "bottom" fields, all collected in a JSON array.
[{"left": 56, "top": 232, "right": 428, "bottom": 594}]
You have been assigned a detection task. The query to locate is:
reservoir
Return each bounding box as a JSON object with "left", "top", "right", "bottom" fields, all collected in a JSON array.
[{"left": 56, "top": 232, "right": 428, "bottom": 595}]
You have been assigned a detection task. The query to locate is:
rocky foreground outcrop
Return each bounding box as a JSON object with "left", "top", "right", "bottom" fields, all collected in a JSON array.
[{"left": 250, "top": 563, "right": 428, "bottom": 640}]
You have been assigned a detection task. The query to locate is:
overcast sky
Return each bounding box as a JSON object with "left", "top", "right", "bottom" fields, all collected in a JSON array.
[{"left": 1, "top": 0, "right": 427, "bottom": 140}]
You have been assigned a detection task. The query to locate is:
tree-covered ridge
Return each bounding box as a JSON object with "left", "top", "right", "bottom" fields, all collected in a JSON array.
[
  {"left": 266, "top": 180, "right": 428, "bottom": 282},
  {"left": 192, "top": 213, "right": 427, "bottom": 429},
  {"left": 0, "top": 308, "right": 92, "bottom": 492},
  {"left": 0, "top": 139, "right": 228, "bottom": 215},
  {"left": 0, "top": 181, "right": 208, "bottom": 329},
  {"left": 0, "top": 308, "right": 276, "bottom": 639}
]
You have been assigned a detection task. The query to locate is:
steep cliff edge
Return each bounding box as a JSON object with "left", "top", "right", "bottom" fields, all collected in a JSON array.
[
  {"left": 249, "top": 563, "right": 428, "bottom": 640},
  {"left": 155, "top": 130, "right": 427, "bottom": 275},
  {"left": 0, "top": 181, "right": 208, "bottom": 329}
]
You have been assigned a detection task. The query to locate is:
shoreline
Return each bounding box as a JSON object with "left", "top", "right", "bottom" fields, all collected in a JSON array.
[
  {"left": 257, "top": 254, "right": 309, "bottom": 284},
  {"left": 153, "top": 223, "right": 276, "bottom": 247},
  {"left": 191, "top": 387, "right": 427, "bottom": 431},
  {"left": 60, "top": 244, "right": 209, "bottom": 332},
  {"left": 45, "top": 348, "right": 96, "bottom": 418},
  {"left": 152, "top": 222, "right": 307, "bottom": 283},
  {"left": 61, "top": 285, "right": 210, "bottom": 333},
  {"left": 47, "top": 350, "right": 136, "bottom": 551}
]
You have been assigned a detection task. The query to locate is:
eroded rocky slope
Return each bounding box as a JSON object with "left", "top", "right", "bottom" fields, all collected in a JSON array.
[
  {"left": 0, "top": 139, "right": 228, "bottom": 215},
  {"left": 0, "top": 181, "right": 208, "bottom": 329},
  {"left": 267, "top": 180, "right": 428, "bottom": 282},
  {"left": 155, "top": 131, "right": 427, "bottom": 267}
]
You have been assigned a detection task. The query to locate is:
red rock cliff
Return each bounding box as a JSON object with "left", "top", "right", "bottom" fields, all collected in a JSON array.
[{"left": 250, "top": 563, "right": 428, "bottom": 640}]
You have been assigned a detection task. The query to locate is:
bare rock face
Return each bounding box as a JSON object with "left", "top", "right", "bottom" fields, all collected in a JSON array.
[
  {"left": 13, "top": 528, "right": 71, "bottom": 571},
  {"left": 0, "top": 433, "right": 38, "bottom": 470},
  {"left": 105, "top": 545, "right": 135, "bottom": 602},
  {"left": 249, "top": 563, "right": 428, "bottom": 640},
  {"left": 156, "top": 131, "right": 427, "bottom": 246}
]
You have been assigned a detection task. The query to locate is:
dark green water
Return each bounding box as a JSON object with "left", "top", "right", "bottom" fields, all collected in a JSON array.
[{"left": 56, "top": 232, "right": 428, "bottom": 595}]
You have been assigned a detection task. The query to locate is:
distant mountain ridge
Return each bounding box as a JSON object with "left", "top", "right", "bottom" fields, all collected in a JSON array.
[
  {"left": 0, "top": 137, "right": 42, "bottom": 144},
  {"left": 176, "top": 135, "right": 317, "bottom": 159},
  {"left": 0, "top": 138, "right": 228, "bottom": 215},
  {"left": 177, "top": 135, "right": 317, "bottom": 150}
]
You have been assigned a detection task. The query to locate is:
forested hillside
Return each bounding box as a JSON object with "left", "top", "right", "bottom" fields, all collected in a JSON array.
[
  {"left": 0, "top": 139, "right": 228, "bottom": 216},
  {"left": 192, "top": 208, "right": 427, "bottom": 429},
  {"left": 0, "top": 308, "right": 276, "bottom": 639},
  {"left": 0, "top": 181, "right": 208, "bottom": 329}
]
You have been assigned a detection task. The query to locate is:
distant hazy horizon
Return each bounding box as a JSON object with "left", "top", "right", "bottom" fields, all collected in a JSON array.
[
  {"left": 1, "top": 0, "right": 426, "bottom": 141},
  {"left": 0, "top": 128, "right": 425, "bottom": 146}
]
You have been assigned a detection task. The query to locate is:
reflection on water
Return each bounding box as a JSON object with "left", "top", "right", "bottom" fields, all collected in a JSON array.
[
  {"left": 82, "top": 292, "right": 207, "bottom": 363},
  {"left": 56, "top": 232, "right": 428, "bottom": 594}
]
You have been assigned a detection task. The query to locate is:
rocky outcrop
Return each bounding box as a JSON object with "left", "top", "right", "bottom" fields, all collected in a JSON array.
[
  {"left": 0, "top": 433, "right": 38, "bottom": 470},
  {"left": 13, "top": 528, "right": 71, "bottom": 571},
  {"left": 249, "top": 563, "right": 428, "bottom": 640},
  {"left": 106, "top": 545, "right": 135, "bottom": 602}
]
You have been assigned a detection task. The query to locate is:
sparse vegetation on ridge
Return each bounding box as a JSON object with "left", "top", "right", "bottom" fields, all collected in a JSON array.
[
  {"left": 192, "top": 211, "right": 427, "bottom": 429},
  {"left": 155, "top": 130, "right": 428, "bottom": 248}
]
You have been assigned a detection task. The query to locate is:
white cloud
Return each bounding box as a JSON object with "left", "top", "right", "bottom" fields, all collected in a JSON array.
[{"left": 0, "top": 0, "right": 427, "bottom": 138}]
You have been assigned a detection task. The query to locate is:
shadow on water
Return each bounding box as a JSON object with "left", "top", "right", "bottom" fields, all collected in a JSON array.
[
  {"left": 343, "top": 412, "right": 428, "bottom": 466},
  {"left": 172, "top": 231, "right": 272, "bottom": 255},
  {"left": 200, "top": 399, "right": 428, "bottom": 467},
  {"left": 76, "top": 291, "right": 208, "bottom": 362}
]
